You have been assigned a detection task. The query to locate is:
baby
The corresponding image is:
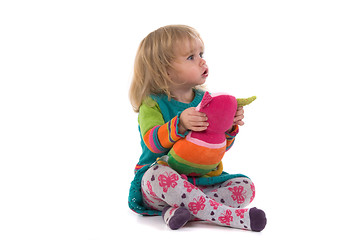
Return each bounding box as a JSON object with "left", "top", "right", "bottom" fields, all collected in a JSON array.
[{"left": 128, "top": 25, "right": 266, "bottom": 231}]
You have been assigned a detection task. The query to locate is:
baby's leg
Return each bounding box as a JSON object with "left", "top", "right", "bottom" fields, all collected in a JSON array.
[
  {"left": 201, "top": 177, "right": 256, "bottom": 209},
  {"left": 141, "top": 174, "right": 167, "bottom": 211},
  {"left": 142, "top": 164, "right": 266, "bottom": 231},
  {"left": 141, "top": 168, "right": 191, "bottom": 230}
]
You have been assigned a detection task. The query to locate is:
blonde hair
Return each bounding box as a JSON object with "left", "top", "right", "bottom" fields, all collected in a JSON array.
[{"left": 129, "top": 25, "right": 204, "bottom": 112}]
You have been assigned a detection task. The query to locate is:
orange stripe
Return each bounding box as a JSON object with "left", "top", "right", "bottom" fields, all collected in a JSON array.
[
  {"left": 172, "top": 139, "right": 225, "bottom": 165},
  {"left": 155, "top": 117, "right": 182, "bottom": 150}
]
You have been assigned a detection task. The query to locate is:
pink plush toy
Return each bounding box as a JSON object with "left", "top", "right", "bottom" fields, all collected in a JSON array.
[{"left": 163, "top": 92, "right": 256, "bottom": 177}]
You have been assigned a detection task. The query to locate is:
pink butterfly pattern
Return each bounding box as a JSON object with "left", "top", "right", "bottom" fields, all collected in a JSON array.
[
  {"left": 147, "top": 181, "right": 157, "bottom": 198},
  {"left": 188, "top": 196, "right": 206, "bottom": 215},
  {"left": 209, "top": 199, "right": 221, "bottom": 210},
  {"left": 158, "top": 172, "right": 179, "bottom": 193},
  {"left": 225, "top": 181, "right": 233, "bottom": 187},
  {"left": 228, "top": 186, "right": 247, "bottom": 204},
  {"left": 184, "top": 181, "right": 197, "bottom": 193},
  {"left": 141, "top": 188, "right": 154, "bottom": 204},
  {"left": 250, "top": 183, "right": 256, "bottom": 203},
  {"left": 218, "top": 210, "right": 233, "bottom": 226},
  {"left": 235, "top": 208, "right": 248, "bottom": 219}
]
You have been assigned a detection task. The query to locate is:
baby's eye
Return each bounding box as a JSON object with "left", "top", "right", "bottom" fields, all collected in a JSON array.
[{"left": 187, "top": 55, "right": 194, "bottom": 60}]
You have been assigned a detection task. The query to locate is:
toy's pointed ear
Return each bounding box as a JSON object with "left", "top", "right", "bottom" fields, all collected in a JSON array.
[
  {"left": 197, "top": 91, "right": 213, "bottom": 111},
  {"left": 237, "top": 96, "right": 257, "bottom": 107}
]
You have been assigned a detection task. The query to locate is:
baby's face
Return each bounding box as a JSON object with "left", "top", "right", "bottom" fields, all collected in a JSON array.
[{"left": 167, "top": 39, "right": 208, "bottom": 89}]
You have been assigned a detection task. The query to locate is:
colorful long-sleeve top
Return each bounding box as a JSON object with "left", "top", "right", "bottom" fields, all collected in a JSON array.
[
  {"left": 129, "top": 89, "right": 247, "bottom": 216},
  {"left": 134, "top": 89, "right": 239, "bottom": 173}
]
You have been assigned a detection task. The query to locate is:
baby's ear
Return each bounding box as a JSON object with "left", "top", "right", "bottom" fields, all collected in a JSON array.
[
  {"left": 237, "top": 96, "right": 257, "bottom": 107},
  {"left": 197, "top": 92, "right": 213, "bottom": 111}
]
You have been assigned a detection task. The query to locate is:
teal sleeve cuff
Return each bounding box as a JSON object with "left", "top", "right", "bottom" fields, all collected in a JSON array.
[
  {"left": 225, "top": 125, "right": 239, "bottom": 139},
  {"left": 175, "top": 111, "right": 189, "bottom": 138}
]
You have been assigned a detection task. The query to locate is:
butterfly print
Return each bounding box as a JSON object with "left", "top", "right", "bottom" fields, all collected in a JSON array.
[
  {"left": 147, "top": 181, "right": 157, "bottom": 197},
  {"left": 209, "top": 199, "right": 221, "bottom": 210},
  {"left": 141, "top": 188, "right": 154, "bottom": 204},
  {"left": 158, "top": 172, "right": 179, "bottom": 193},
  {"left": 250, "top": 183, "right": 255, "bottom": 203},
  {"left": 235, "top": 209, "right": 248, "bottom": 219},
  {"left": 228, "top": 186, "right": 247, "bottom": 204},
  {"left": 184, "top": 181, "right": 197, "bottom": 193},
  {"left": 225, "top": 181, "right": 233, "bottom": 187},
  {"left": 218, "top": 210, "right": 233, "bottom": 226},
  {"left": 188, "top": 196, "right": 206, "bottom": 215}
]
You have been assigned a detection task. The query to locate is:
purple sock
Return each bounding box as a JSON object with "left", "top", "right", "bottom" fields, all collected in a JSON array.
[
  {"left": 162, "top": 206, "right": 191, "bottom": 230},
  {"left": 249, "top": 207, "right": 267, "bottom": 232}
]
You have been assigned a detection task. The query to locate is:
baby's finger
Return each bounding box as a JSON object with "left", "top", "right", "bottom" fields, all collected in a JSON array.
[
  {"left": 192, "top": 111, "right": 207, "bottom": 118},
  {"left": 190, "top": 120, "right": 209, "bottom": 127},
  {"left": 234, "top": 120, "right": 244, "bottom": 126},
  {"left": 236, "top": 107, "right": 244, "bottom": 115},
  {"left": 189, "top": 118, "right": 209, "bottom": 131},
  {"left": 190, "top": 115, "right": 208, "bottom": 123},
  {"left": 234, "top": 114, "right": 244, "bottom": 122},
  {"left": 190, "top": 126, "right": 208, "bottom": 132}
]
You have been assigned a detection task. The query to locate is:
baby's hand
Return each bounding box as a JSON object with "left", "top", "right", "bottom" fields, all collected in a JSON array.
[
  {"left": 179, "top": 107, "right": 208, "bottom": 134},
  {"left": 227, "top": 106, "right": 244, "bottom": 132},
  {"left": 233, "top": 106, "right": 245, "bottom": 126},
  {"left": 229, "top": 96, "right": 255, "bottom": 131}
]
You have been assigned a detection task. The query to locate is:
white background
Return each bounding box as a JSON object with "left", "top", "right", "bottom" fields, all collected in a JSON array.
[{"left": 1, "top": 0, "right": 361, "bottom": 239}]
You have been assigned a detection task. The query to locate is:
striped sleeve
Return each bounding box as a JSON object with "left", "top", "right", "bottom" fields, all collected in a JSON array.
[
  {"left": 138, "top": 98, "right": 183, "bottom": 153},
  {"left": 225, "top": 125, "right": 239, "bottom": 151}
]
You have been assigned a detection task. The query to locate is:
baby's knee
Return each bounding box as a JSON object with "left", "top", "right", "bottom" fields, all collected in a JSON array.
[
  {"left": 142, "top": 163, "right": 182, "bottom": 192},
  {"left": 229, "top": 177, "right": 256, "bottom": 202},
  {"left": 227, "top": 177, "right": 255, "bottom": 188},
  {"left": 143, "top": 163, "right": 172, "bottom": 181}
]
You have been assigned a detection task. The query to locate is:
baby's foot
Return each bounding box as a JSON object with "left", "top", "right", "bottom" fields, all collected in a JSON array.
[
  {"left": 162, "top": 206, "right": 191, "bottom": 230},
  {"left": 249, "top": 207, "right": 267, "bottom": 232}
]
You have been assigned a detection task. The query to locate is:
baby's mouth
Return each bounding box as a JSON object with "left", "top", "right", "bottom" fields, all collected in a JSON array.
[{"left": 202, "top": 68, "right": 209, "bottom": 77}]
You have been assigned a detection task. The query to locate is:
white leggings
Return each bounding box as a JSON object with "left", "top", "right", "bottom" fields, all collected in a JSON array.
[{"left": 141, "top": 164, "right": 256, "bottom": 229}]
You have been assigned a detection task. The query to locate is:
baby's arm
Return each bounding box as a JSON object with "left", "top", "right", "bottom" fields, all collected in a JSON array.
[
  {"left": 225, "top": 96, "right": 256, "bottom": 151},
  {"left": 139, "top": 99, "right": 183, "bottom": 153},
  {"left": 225, "top": 106, "right": 243, "bottom": 151},
  {"left": 225, "top": 125, "right": 239, "bottom": 151}
]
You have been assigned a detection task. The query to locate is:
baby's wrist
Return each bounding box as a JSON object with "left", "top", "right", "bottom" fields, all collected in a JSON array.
[
  {"left": 176, "top": 112, "right": 189, "bottom": 138},
  {"left": 178, "top": 124, "right": 187, "bottom": 135},
  {"left": 227, "top": 125, "right": 236, "bottom": 133},
  {"left": 226, "top": 125, "right": 239, "bottom": 138}
]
